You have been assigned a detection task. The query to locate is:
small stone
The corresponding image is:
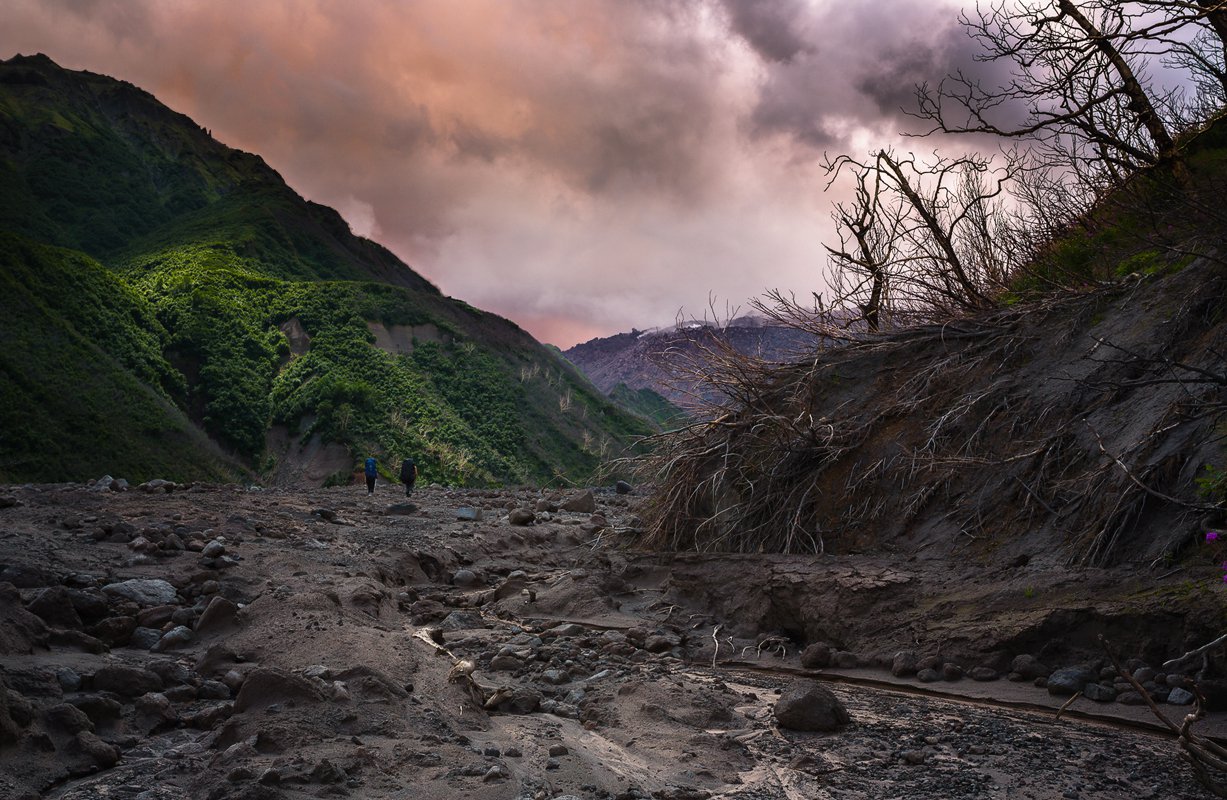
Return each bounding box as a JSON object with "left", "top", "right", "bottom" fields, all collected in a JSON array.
[
  {"left": 26, "top": 586, "right": 84, "bottom": 629},
  {"left": 56, "top": 668, "right": 82, "bottom": 692},
  {"left": 644, "top": 633, "right": 680, "bottom": 653},
  {"left": 504, "top": 746, "right": 522, "bottom": 758},
  {"left": 941, "top": 663, "right": 964, "bottom": 681},
  {"left": 548, "top": 744, "right": 569, "bottom": 757},
  {"left": 129, "top": 627, "right": 162, "bottom": 650},
  {"left": 386, "top": 503, "right": 418, "bottom": 516},
  {"left": 1132, "top": 667, "right": 1156, "bottom": 684},
  {"left": 136, "top": 605, "right": 176, "bottom": 629},
  {"left": 970, "top": 667, "right": 999, "bottom": 682},
  {"left": 1048, "top": 666, "right": 1097, "bottom": 696},
  {"left": 201, "top": 540, "right": 226, "bottom": 559},
  {"left": 198, "top": 680, "right": 232, "bottom": 700},
  {"left": 901, "top": 749, "right": 927, "bottom": 765},
  {"left": 831, "top": 651, "right": 860, "bottom": 669},
  {"left": 1168, "top": 687, "right": 1196, "bottom": 705},
  {"left": 917, "top": 668, "right": 941, "bottom": 683},
  {"left": 489, "top": 655, "right": 523, "bottom": 672},
  {"left": 541, "top": 669, "right": 571, "bottom": 685},
  {"left": 1083, "top": 683, "right": 1118, "bottom": 702},
  {"left": 1117, "top": 690, "right": 1147, "bottom": 706},
  {"left": 1010, "top": 654, "right": 1051, "bottom": 680},
  {"left": 74, "top": 730, "right": 120, "bottom": 768},
  {"left": 195, "top": 596, "right": 239, "bottom": 636},
  {"left": 800, "top": 642, "right": 832, "bottom": 669},
  {"left": 560, "top": 491, "right": 597, "bottom": 514},
  {"left": 92, "top": 665, "right": 163, "bottom": 696},
  {"left": 45, "top": 703, "right": 94, "bottom": 734},
  {"left": 508, "top": 509, "right": 535, "bottom": 526},
  {"left": 152, "top": 625, "right": 193, "bottom": 652},
  {"left": 891, "top": 651, "right": 919, "bottom": 677},
  {"left": 88, "top": 615, "right": 136, "bottom": 646},
  {"left": 615, "top": 480, "right": 633, "bottom": 494},
  {"left": 456, "top": 507, "right": 483, "bottom": 522}
]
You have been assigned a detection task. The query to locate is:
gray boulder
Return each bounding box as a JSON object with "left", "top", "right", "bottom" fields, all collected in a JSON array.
[
  {"left": 773, "top": 682, "right": 850, "bottom": 732},
  {"left": 102, "top": 579, "right": 179, "bottom": 607},
  {"left": 1047, "top": 666, "right": 1098, "bottom": 696},
  {"left": 560, "top": 491, "right": 597, "bottom": 514}
]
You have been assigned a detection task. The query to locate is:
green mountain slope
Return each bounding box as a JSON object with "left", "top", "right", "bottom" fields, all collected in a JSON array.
[
  {"left": 0, "top": 53, "right": 650, "bottom": 485},
  {"left": 0, "top": 234, "right": 239, "bottom": 482}
]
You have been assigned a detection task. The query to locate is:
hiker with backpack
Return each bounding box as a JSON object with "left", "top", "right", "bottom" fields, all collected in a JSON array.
[
  {"left": 364, "top": 456, "right": 378, "bottom": 495},
  {"left": 400, "top": 457, "right": 417, "bottom": 496}
]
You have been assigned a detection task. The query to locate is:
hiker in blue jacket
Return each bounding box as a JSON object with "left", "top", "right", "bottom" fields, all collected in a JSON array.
[{"left": 364, "top": 457, "right": 378, "bottom": 495}]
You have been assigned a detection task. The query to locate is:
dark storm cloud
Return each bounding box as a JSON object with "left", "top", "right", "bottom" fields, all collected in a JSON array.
[
  {"left": 719, "top": 0, "right": 813, "bottom": 64},
  {"left": 735, "top": 1, "right": 985, "bottom": 148},
  {"left": 1, "top": 0, "right": 1003, "bottom": 347}
]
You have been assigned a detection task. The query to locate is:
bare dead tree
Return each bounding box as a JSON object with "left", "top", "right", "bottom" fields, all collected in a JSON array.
[
  {"left": 821, "top": 150, "right": 1017, "bottom": 321},
  {"left": 916, "top": 0, "right": 1183, "bottom": 183},
  {"left": 821, "top": 158, "right": 903, "bottom": 333}
]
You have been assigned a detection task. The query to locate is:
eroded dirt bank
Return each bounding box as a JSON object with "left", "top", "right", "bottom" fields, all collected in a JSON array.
[{"left": 0, "top": 482, "right": 1222, "bottom": 799}]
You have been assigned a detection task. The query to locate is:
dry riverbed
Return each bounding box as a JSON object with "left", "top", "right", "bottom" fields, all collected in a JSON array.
[{"left": 0, "top": 481, "right": 1220, "bottom": 799}]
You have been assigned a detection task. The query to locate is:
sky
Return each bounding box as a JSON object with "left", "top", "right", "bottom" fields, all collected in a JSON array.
[{"left": 2, "top": 0, "right": 984, "bottom": 347}]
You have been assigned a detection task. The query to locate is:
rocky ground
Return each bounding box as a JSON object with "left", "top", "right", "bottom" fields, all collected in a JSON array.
[{"left": 0, "top": 479, "right": 1223, "bottom": 799}]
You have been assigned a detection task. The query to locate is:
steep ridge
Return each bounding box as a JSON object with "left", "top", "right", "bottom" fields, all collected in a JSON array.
[
  {"left": 565, "top": 316, "right": 821, "bottom": 411},
  {"left": 0, "top": 54, "right": 649, "bottom": 485}
]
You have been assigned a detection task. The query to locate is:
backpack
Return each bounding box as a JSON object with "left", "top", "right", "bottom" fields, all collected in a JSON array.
[
  {"left": 364, "top": 457, "right": 377, "bottom": 477},
  {"left": 400, "top": 459, "right": 416, "bottom": 482}
]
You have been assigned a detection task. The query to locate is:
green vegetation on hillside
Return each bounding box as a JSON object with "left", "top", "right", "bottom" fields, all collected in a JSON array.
[
  {"left": 0, "top": 234, "right": 237, "bottom": 482},
  {"left": 609, "top": 384, "right": 687, "bottom": 430},
  {"left": 0, "top": 54, "right": 651, "bottom": 486}
]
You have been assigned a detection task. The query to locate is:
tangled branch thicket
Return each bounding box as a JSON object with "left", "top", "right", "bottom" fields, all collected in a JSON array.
[
  {"left": 636, "top": 233, "right": 1226, "bottom": 566},
  {"left": 635, "top": 1, "right": 1227, "bottom": 563}
]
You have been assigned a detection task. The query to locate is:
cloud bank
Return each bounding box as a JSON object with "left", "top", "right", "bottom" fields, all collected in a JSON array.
[{"left": 3, "top": 0, "right": 979, "bottom": 346}]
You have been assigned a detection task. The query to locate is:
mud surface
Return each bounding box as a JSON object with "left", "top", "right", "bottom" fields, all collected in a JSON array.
[{"left": 0, "top": 482, "right": 1221, "bottom": 799}]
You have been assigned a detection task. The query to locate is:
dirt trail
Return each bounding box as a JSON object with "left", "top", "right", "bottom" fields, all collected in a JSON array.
[{"left": 0, "top": 482, "right": 1220, "bottom": 799}]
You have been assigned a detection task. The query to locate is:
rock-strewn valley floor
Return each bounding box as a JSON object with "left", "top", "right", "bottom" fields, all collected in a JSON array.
[{"left": 0, "top": 481, "right": 1221, "bottom": 799}]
